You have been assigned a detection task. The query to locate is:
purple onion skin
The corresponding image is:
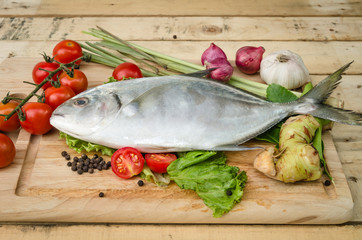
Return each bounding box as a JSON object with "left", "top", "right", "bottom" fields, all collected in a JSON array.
[
  {"left": 201, "top": 43, "right": 228, "bottom": 66},
  {"left": 205, "top": 58, "right": 234, "bottom": 82},
  {"left": 235, "top": 46, "right": 265, "bottom": 75}
]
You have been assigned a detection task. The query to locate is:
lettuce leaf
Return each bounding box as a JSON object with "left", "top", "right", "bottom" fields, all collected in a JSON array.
[
  {"left": 140, "top": 164, "right": 171, "bottom": 187},
  {"left": 167, "top": 151, "right": 247, "bottom": 218},
  {"left": 59, "top": 132, "right": 116, "bottom": 156}
]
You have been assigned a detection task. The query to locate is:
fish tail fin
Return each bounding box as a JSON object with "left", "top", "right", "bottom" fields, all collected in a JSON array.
[{"left": 294, "top": 61, "right": 362, "bottom": 125}]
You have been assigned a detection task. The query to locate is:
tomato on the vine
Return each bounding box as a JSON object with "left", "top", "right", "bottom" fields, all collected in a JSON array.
[
  {"left": 32, "top": 62, "right": 60, "bottom": 89},
  {"left": 112, "top": 62, "right": 143, "bottom": 81},
  {"left": 20, "top": 102, "right": 53, "bottom": 135},
  {"left": 45, "top": 85, "right": 76, "bottom": 110},
  {"left": 0, "top": 101, "right": 20, "bottom": 132},
  {"left": 111, "top": 147, "right": 145, "bottom": 179},
  {"left": 59, "top": 69, "right": 88, "bottom": 94},
  {"left": 145, "top": 153, "right": 177, "bottom": 173},
  {"left": 0, "top": 133, "right": 16, "bottom": 168},
  {"left": 53, "top": 40, "right": 83, "bottom": 65}
]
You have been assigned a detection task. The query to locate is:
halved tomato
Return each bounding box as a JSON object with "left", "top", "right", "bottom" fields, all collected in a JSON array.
[
  {"left": 145, "top": 153, "right": 177, "bottom": 173},
  {"left": 111, "top": 147, "right": 145, "bottom": 179}
]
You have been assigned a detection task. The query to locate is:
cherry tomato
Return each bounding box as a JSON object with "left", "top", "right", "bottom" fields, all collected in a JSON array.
[
  {"left": 112, "top": 62, "right": 143, "bottom": 81},
  {"left": 20, "top": 102, "right": 53, "bottom": 135},
  {"left": 0, "top": 133, "right": 16, "bottom": 168},
  {"left": 32, "top": 61, "right": 60, "bottom": 89},
  {"left": 145, "top": 153, "right": 177, "bottom": 173},
  {"left": 45, "top": 85, "right": 76, "bottom": 110},
  {"left": 0, "top": 101, "right": 20, "bottom": 132},
  {"left": 59, "top": 69, "right": 88, "bottom": 94},
  {"left": 53, "top": 40, "right": 83, "bottom": 65},
  {"left": 111, "top": 147, "right": 145, "bottom": 179}
]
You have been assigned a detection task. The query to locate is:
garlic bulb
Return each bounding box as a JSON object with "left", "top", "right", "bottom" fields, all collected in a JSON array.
[{"left": 260, "top": 50, "right": 310, "bottom": 89}]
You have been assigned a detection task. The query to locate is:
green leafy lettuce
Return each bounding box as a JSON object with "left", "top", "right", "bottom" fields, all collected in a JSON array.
[
  {"left": 59, "top": 132, "right": 116, "bottom": 156},
  {"left": 140, "top": 164, "right": 171, "bottom": 187},
  {"left": 167, "top": 151, "right": 247, "bottom": 218}
]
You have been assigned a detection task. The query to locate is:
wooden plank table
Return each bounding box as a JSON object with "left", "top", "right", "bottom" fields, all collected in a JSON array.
[{"left": 0, "top": 0, "right": 361, "bottom": 239}]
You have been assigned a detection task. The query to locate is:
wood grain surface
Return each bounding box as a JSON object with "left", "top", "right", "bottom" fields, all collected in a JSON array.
[
  {"left": 0, "top": 58, "right": 354, "bottom": 224},
  {"left": 0, "top": 0, "right": 361, "bottom": 239}
]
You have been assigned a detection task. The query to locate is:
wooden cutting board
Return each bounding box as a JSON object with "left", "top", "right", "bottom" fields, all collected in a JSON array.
[{"left": 0, "top": 58, "right": 353, "bottom": 224}]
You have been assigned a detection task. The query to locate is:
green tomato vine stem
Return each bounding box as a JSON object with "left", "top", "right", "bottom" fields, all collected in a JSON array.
[{"left": 0, "top": 55, "right": 88, "bottom": 121}]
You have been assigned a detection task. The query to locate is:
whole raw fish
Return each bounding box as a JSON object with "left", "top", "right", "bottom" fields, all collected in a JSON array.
[{"left": 50, "top": 63, "right": 361, "bottom": 153}]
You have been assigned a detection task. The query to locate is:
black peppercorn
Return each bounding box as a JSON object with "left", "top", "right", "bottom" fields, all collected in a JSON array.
[
  {"left": 89, "top": 168, "right": 94, "bottom": 174},
  {"left": 97, "top": 165, "right": 103, "bottom": 171},
  {"left": 65, "top": 154, "right": 71, "bottom": 160},
  {"left": 99, "top": 192, "right": 104, "bottom": 197},
  {"left": 324, "top": 180, "right": 331, "bottom": 186},
  {"left": 73, "top": 156, "right": 79, "bottom": 162},
  {"left": 137, "top": 180, "right": 144, "bottom": 187},
  {"left": 106, "top": 161, "right": 111, "bottom": 167},
  {"left": 67, "top": 162, "right": 72, "bottom": 167},
  {"left": 81, "top": 153, "right": 87, "bottom": 159},
  {"left": 71, "top": 165, "right": 77, "bottom": 171},
  {"left": 226, "top": 190, "right": 232, "bottom": 196},
  {"left": 93, "top": 154, "right": 99, "bottom": 159},
  {"left": 61, "top": 151, "right": 67, "bottom": 157},
  {"left": 77, "top": 169, "right": 83, "bottom": 175}
]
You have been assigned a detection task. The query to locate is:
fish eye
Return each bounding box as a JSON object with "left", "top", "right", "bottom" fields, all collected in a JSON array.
[{"left": 73, "top": 97, "right": 89, "bottom": 106}]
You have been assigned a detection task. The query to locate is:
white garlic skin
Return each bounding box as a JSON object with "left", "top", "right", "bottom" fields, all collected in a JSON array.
[{"left": 260, "top": 50, "right": 310, "bottom": 89}]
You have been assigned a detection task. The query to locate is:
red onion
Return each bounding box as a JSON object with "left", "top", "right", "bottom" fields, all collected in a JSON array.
[
  {"left": 201, "top": 43, "right": 227, "bottom": 66},
  {"left": 235, "top": 46, "right": 265, "bottom": 74},
  {"left": 205, "top": 58, "right": 234, "bottom": 82}
]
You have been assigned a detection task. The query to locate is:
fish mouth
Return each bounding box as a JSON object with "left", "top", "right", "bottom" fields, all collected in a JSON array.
[{"left": 51, "top": 112, "right": 65, "bottom": 118}]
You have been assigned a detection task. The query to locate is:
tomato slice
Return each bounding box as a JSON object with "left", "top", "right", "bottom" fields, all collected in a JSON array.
[
  {"left": 111, "top": 147, "right": 145, "bottom": 179},
  {"left": 145, "top": 153, "right": 177, "bottom": 173}
]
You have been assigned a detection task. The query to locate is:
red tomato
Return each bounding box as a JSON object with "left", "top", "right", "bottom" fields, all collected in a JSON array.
[
  {"left": 20, "top": 102, "right": 53, "bottom": 135},
  {"left": 32, "top": 61, "right": 60, "bottom": 89},
  {"left": 145, "top": 153, "right": 177, "bottom": 173},
  {"left": 0, "top": 101, "right": 20, "bottom": 132},
  {"left": 0, "top": 133, "right": 16, "bottom": 168},
  {"left": 45, "top": 85, "right": 76, "bottom": 110},
  {"left": 59, "top": 69, "right": 88, "bottom": 94},
  {"left": 111, "top": 147, "right": 145, "bottom": 179},
  {"left": 53, "top": 40, "right": 83, "bottom": 65},
  {"left": 112, "top": 62, "right": 143, "bottom": 81}
]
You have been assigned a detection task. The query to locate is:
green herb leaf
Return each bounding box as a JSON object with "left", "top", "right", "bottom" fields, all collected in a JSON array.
[
  {"left": 266, "top": 84, "right": 298, "bottom": 103},
  {"left": 302, "top": 82, "right": 313, "bottom": 96},
  {"left": 255, "top": 122, "right": 283, "bottom": 146},
  {"left": 59, "top": 132, "right": 116, "bottom": 156},
  {"left": 313, "top": 118, "right": 333, "bottom": 182},
  {"left": 167, "top": 151, "right": 247, "bottom": 218}
]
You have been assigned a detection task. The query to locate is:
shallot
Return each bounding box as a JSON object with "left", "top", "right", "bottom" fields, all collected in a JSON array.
[
  {"left": 235, "top": 46, "right": 265, "bottom": 74},
  {"left": 205, "top": 58, "right": 234, "bottom": 82},
  {"left": 201, "top": 43, "right": 227, "bottom": 65}
]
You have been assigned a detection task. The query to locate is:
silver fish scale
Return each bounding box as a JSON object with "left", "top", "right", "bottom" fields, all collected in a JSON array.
[{"left": 51, "top": 75, "right": 292, "bottom": 152}]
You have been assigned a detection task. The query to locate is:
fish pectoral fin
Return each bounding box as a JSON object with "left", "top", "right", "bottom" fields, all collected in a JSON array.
[{"left": 211, "top": 145, "right": 262, "bottom": 151}]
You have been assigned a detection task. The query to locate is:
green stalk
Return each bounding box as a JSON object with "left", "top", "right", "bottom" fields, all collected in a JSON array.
[
  {"left": 83, "top": 27, "right": 303, "bottom": 98},
  {"left": 2, "top": 56, "right": 86, "bottom": 121}
]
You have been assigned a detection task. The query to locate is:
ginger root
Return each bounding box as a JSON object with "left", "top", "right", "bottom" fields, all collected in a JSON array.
[{"left": 254, "top": 115, "right": 323, "bottom": 183}]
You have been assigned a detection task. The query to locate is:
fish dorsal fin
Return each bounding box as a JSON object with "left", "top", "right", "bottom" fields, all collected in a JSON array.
[{"left": 181, "top": 68, "right": 216, "bottom": 78}]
